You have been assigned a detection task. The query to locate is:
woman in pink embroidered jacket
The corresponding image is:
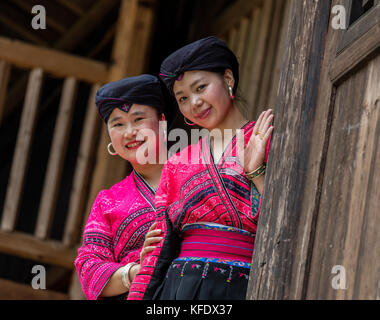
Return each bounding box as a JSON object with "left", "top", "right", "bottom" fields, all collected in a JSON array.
[
  {"left": 128, "top": 37, "right": 273, "bottom": 300},
  {"left": 74, "top": 75, "right": 169, "bottom": 300}
]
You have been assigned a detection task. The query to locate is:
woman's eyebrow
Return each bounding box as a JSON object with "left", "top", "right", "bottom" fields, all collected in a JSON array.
[
  {"left": 130, "top": 111, "right": 146, "bottom": 116},
  {"left": 190, "top": 78, "right": 206, "bottom": 89},
  {"left": 175, "top": 78, "right": 206, "bottom": 97},
  {"left": 109, "top": 116, "right": 122, "bottom": 124}
]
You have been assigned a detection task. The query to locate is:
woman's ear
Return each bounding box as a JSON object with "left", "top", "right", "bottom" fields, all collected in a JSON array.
[{"left": 223, "top": 69, "right": 235, "bottom": 89}]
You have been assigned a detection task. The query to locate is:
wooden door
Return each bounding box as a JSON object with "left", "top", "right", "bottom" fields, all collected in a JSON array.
[{"left": 248, "top": 0, "right": 380, "bottom": 299}]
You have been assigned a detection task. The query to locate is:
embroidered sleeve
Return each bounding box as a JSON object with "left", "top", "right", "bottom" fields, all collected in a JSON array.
[
  {"left": 74, "top": 191, "right": 125, "bottom": 300},
  {"left": 127, "top": 162, "right": 178, "bottom": 300},
  {"left": 252, "top": 134, "right": 272, "bottom": 220}
]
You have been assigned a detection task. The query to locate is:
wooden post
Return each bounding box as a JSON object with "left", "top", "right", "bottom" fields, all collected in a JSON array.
[
  {"left": 62, "top": 84, "right": 102, "bottom": 247},
  {"left": 85, "top": 0, "right": 156, "bottom": 219},
  {"left": 0, "top": 60, "right": 10, "bottom": 125},
  {"left": 35, "top": 77, "right": 78, "bottom": 240},
  {"left": 1, "top": 68, "right": 43, "bottom": 232},
  {"left": 246, "top": 0, "right": 331, "bottom": 299}
]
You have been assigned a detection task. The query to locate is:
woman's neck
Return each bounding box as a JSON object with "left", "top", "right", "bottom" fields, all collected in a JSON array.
[
  {"left": 132, "top": 163, "right": 164, "bottom": 190},
  {"left": 212, "top": 102, "right": 248, "bottom": 142}
]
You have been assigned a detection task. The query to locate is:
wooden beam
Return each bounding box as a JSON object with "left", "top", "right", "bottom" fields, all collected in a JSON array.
[
  {"left": 1, "top": 69, "right": 43, "bottom": 232},
  {"left": 0, "top": 278, "right": 68, "bottom": 300},
  {"left": 11, "top": 0, "right": 67, "bottom": 34},
  {"left": 2, "top": 0, "right": 119, "bottom": 122},
  {"left": 330, "top": 21, "right": 380, "bottom": 84},
  {"left": 54, "top": 0, "right": 119, "bottom": 51},
  {"left": 56, "top": 0, "right": 85, "bottom": 16},
  {"left": 212, "top": 0, "right": 263, "bottom": 35},
  {"left": 35, "top": 77, "right": 78, "bottom": 240},
  {"left": 0, "top": 37, "right": 108, "bottom": 83},
  {"left": 0, "top": 60, "right": 11, "bottom": 125},
  {"left": 0, "top": 230, "right": 76, "bottom": 269},
  {"left": 0, "top": 14, "right": 47, "bottom": 46},
  {"left": 63, "top": 84, "right": 102, "bottom": 247}
]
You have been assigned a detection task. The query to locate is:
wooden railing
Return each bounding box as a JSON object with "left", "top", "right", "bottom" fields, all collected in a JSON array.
[
  {"left": 0, "top": 38, "right": 104, "bottom": 267},
  {"left": 0, "top": 0, "right": 156, "bottom": 299}
]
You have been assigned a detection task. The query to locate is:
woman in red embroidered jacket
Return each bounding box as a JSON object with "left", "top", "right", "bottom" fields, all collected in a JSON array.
[
  {"left": 74, "top": 75, "right": 169, "bottom": 300},
  {"left": 128, "top": 37, "right": 274, "bottom": 300}
]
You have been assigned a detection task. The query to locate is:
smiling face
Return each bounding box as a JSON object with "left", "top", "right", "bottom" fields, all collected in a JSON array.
[
  {"left": 107, "top": 104, "right": 163, "bottom": 164},
  {"left": 173, "top": 69, "right": 235, "bottom": 130}
]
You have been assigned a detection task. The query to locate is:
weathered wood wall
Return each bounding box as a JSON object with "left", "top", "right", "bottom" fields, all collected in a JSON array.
[{"left": 247, "top": 0, "right": 380, "bottom": 299}]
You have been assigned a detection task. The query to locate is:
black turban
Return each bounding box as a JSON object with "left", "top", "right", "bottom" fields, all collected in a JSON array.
[
  {"left": 159, "top": 36, "right": 239, "bottom": 95},
  {"left": 95, "top": 74, "right": 166, "bottom": 123}
]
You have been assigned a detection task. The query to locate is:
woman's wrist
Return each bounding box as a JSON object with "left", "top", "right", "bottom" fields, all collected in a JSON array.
[
  {"left": 245, "top": 163, "right": 266, "bottom": 181},
  {"left": 120, "top": 262, "right": 138, "bottom": 289}
]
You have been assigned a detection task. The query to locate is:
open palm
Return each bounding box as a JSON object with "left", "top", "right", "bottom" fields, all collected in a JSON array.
[{"left": 240, "top": 109, "right": 273, "bottom": 174}]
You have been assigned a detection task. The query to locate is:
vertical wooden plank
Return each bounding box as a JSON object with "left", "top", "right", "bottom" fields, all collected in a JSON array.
[
  {"left": 127, "top": 3, "right": 155, "bottom": 75},
  {"left": 240, "top": 8, "right": 262, "bottom": 99},
  {"left": 228, "top": 27, "right": 238, "bottom": 51},
  {"left": 267, "top": 0, "right": 291, "bottom": 110},
  {"left": 335, "top": 55, "right": 380, "bottom": 300},
  {"left": 35, "top": 77, "right": 78, "bottom": 240},
  {"left": 256, "top": 0, "right": 284, "bottom": 109},
  {"left": 246, "top": 0, "right": 332, "bottom": 300},
  {"left": 63, "top": 84, "right": 101, "bottom": 246},
  {"left": 108, "top": 0, "right": 139, "bottom": 81},
  {"left": 235, "top": 17, "right": 249, "bottom": 61},
  {"left": 245, "top": 0, "right": 274, "bottom": 119},
  {"left": 0, "top": 60, "right": 11, "bottom": 125},
  {"left": 1, "top": 68, "right": 43, "bottom": 231},
  {"left": 85, "top": 0, "right": 146, "bottom": 223}
]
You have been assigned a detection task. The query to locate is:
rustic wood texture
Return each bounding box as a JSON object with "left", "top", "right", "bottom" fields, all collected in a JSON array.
[
  {"left": 35, "top": 77, "right": 78, "bottom": 240},
  {"left": 63, "top": 84, "right": 102, "bottom": 247},
  {"left": 246, "top": 0, "right": 331, "bottom": 299},
  {"left": 307, "top": 53, "right": 380, "bottom": 300},
  {"left": 0, "top": 278, "right": 68, "bottom": 300},
  {"left": 0, "top": 60, "right": 11, "bottom": 124},
  {"left": 247, "top": 0, "right": 380, "bottom": 300},
  {"left": 0, "top": 231, "right": 76, "bottom": 269},
  {"left": 1, "top": 69, "right": 44, "bottom": 232},
  {"left": 212, "top": 0, "right": 262, "bottom": 36},
  {"left": 0, "top": 37, "right": 108, "bottom": 83},
  {"left": 330, "top": 21, "right": 380, "bottom": 83}
]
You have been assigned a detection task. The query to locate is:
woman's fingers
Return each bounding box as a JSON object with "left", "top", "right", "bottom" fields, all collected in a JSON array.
[
  {"left": 261, "top": 113, "right": 274, "bottom": 136},
  {"left": 252, "top": 111, "right": 265, "bottom": 135},
  {"left": 145, "top": 228, "right": 161, "bottom": 240},
  {"left": 144, "top": 236, "right": 163, "bottom": 246},
  {"left": 147, "top": 222, "right": 157, "bottom": 232}
]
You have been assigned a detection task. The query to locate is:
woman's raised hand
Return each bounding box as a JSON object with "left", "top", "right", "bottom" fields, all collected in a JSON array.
[{"left": 241, "top": 109, "right": 274, "bottom": 175}]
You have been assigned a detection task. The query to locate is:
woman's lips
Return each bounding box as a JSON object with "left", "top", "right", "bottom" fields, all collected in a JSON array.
[
  {"left": 125, "top": 140, "right": 145, "bottom": 150},
  {"left": 195, "top": 107, "right": 211, "bottom": 120}
]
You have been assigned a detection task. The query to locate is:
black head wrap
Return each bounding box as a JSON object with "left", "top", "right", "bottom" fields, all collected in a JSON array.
[
  {"left": 95, "top": 74, "right": 166, "bottom": 123},
  {"left": 159, "top": 36, "right": 239, "bottom": 96}
]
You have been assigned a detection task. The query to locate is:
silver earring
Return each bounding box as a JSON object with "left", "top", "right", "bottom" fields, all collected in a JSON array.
[
  {"left": 228, "top": 86, "right": 235, "bottom": 99},
  {"left": 184, "top": 117, "right": 195, "bottom": 126},
  {"left": 107, "top": 142, "right": 117, "bottom": 156}
]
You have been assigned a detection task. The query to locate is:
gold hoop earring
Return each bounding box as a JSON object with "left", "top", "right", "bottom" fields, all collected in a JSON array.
[
  {"left": 184, "top": 117, "right": 195, "bottom": 126},
  {"left": 107, "top": 142, "right": 117, "bottom": 156}
]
